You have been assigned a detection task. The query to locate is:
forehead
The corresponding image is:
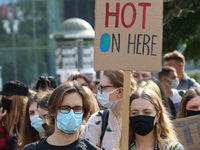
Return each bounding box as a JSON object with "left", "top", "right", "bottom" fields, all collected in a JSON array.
[
  {"left": 168, "top": 70, "right": 176, "bottom": 77},
  {"left": 165, "top": 59, "right": 178, "bottom": 66},
  {"left": 100, "top": 75, "right": 112, "bottom": 85},
  {"left": 135, "top": 71, "right": 151, "bottom": 76},
  {"left": 130, "top": 98, "right": 155, "bottom": 111},
  {"left": 37, "top": 107, "right": 48, "bottom": 115},
  {"left": 186, "top": 96, "right": 200, "bottom": 107},
  {"left": 76, "top": 78, "right": 87, "bottom": 84},
  {"left": 29, "top": 102, "right": 37, "bottom": 111},
  {"left": 61, "top": 92, "right": 83, "bottom": 107}
]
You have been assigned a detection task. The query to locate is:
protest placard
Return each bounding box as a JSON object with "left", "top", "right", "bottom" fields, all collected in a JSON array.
[
  {"left": 94, "top": 0, "right": 163, "bottom": 149},
  {"left": 174, "top": 115, "right": 200, "bottom": 150},
  {"left": 94, "top": 0, "right": 163, "bottom": 72}
]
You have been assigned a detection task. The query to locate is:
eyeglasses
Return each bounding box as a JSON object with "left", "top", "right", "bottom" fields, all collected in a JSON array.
[
  {"left": 58, "top": 106, "right": 84, "bottom": 114},
  {"left": 98, "top": 85, "right": 118, "bottom": 94}
]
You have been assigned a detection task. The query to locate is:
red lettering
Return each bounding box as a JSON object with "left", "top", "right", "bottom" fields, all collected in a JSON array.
[
  {"left": 105, "top": 3, "right": 120, "bottom": 28},
  {"left": 138, "top": 3, "right": 151, "bottom": 29},
  {"left": 121, "top": 3, "right": 136, "bottom": 28}
]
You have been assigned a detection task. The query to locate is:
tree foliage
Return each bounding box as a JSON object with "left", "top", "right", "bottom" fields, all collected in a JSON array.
[{"left": 163, "top": 0, "right": 200, "bottom": 64}]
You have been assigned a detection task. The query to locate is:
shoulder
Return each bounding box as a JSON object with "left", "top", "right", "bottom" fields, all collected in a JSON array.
[
  {"left": 85, "top": 111, "right": 104, "bottom": 126},
  {"left": 22, "top": 142, "right": 38, "bottom": 150},
  {"left": 166, "top": 142, "right": 184, "bottom": 150},
  {"left": 82, "top": 139, "right": 102, "bottom": 149},
  {"left": 76, "top": 138, "right": 102, "bottom": 150},
  {"left": 22, "top": 138, "right": 46, "bottom": 150}
]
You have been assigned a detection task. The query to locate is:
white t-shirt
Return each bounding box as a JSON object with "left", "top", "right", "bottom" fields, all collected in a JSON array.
[{"left": 170, "top": 89, "right": 182, "bottom": 112}]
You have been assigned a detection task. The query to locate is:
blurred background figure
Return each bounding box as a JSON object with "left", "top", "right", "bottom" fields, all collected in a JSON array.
[
  {"left": 35, "top": 76, "right": 57, "bottom": 92},
  {"left": 0, "top": 81, "right": 29, "bottom": 150},
  {"left": 177, "top": 87, "right": 200, "bottom": 118},
  {"left": 159, "top": 66, "right": 182, "bottom": 114},
  {"left": 37, "top": 91, "right": 54, "bottom": 137},
  {"left": 132, "top": 71, "right": 153, "bottom": 82},
  {"left": 71, "top": 73, "right": 94, "bottom": 91},
  {"left": 164, "top": 50, "right": 200, "bottom": 90},
  {"left": 93, "top": 79, "right": 100, "bottom": 95},
  {"left": 66, "top": 72, "right": 80, "bottom": 82},
  {"left": 18, "top": 90, "right": 54, "bottom": 150},
  {"left": 18, "top": 89, "right": 40, "bottom": 149}
]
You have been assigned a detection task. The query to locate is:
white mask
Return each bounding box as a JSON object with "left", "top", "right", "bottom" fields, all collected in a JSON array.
[
  {"left": 166, "top": 77, "right": 179, "bottom": 89},
  {"left": 30, "top": 114, "right": 45, "bottom": 132},
  {"left": 97, "top": 88, "right": 122, "bottom": 109}
]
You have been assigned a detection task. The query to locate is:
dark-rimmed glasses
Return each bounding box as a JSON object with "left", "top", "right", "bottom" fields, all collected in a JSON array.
[
  {"left": 58, "top": 106, "right": 84, "bottom": 114},
  {"left": 98, "top": 85, "right": 118, "bottom": 94}
]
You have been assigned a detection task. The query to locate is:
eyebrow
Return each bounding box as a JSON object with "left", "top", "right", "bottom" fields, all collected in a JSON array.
[
  {"left": 131, "top": 109, "right": 152, "bottom": 111},
  {"left": 60, "top": 105, "right": 83, "bottom": 107}
]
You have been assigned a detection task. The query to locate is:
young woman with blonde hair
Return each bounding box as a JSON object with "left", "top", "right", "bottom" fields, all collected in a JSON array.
[{"left": 129, "top": 87, "right": 183, "bottom": 149}]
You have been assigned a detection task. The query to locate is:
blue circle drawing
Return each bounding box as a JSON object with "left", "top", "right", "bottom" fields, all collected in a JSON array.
[{"left": 100, "top": 33, "right": 110, "bottom": 52}]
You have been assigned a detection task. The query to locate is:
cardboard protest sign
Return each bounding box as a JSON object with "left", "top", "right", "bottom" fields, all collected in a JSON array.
[
  {"left": 94, "top": 0, "right": 163, "bottom": 72},
  {"left": 174, "top": 115, "right": 200, "bottom": 150}
]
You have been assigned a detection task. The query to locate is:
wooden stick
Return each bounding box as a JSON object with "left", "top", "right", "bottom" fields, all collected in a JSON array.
[{"left": 121, "top": 70, "right": 131, "bottom": 150}]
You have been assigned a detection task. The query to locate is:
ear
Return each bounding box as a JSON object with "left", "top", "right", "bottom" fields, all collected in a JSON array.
[
  {"left": 184, "top": 110, "right": 187, "bottom": 117},
  {"left": 179, "top": 62, "right": 183, "bottom": 69},
  {"left": 162, "top": 76, "right": 166, "bottom": 82},
  {"left": 117, "top": 87, "right": 123, "bottom": 98},
  {"left": 155, "top": 111, "right": 161, "bottom": 123},
  {"left": 52, "top": 112, "right": 57, "bottom": 119}
]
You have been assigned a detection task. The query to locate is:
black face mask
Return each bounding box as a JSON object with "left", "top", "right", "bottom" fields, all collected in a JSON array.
[
  {"left": 130, "top": 115, "right": 156, "bottom": 136},
  {"left": 42, "top": 123, "right": 48, "bottom": 130},
  {"left": 2, "top": 98, "right": 12, "bottom": 112},
  {"left": 186, "top": 110, "right": 200, "bottom": 117}
]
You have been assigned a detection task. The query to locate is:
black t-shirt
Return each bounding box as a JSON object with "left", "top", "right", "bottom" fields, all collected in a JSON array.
[{"left": 22, "top": 137, "right": 101, "bottom": 150}]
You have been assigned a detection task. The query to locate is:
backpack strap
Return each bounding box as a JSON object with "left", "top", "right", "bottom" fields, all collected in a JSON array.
[{"left": 100, "top": 109, "right": 109, "bottom": 147}]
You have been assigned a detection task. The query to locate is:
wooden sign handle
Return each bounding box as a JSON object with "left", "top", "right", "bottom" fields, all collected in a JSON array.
[{"left": 121, "top": 70, "right": 131, "bottom": 150}]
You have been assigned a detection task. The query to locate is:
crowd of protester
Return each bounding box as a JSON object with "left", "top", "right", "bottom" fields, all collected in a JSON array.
[{"left": 1, "top": 50, "right": 200, "bottom": 149}]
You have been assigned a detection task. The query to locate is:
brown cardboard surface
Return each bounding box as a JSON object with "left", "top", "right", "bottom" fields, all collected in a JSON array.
[
  {"left": 94, "top": 0, "right": 163, "bottom": 72},
  {"left": 174, "top": 115, "right": 200, "bottom": 150}
]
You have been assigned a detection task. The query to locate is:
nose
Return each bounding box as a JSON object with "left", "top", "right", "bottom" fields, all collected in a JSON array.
[{"left": 42, "top": 119, "right": 46, "bottom": 124}]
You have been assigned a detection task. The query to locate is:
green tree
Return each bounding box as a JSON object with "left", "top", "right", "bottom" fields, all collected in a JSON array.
[{"left": 163, "top": 0, "right": 200, "bottom": 64}]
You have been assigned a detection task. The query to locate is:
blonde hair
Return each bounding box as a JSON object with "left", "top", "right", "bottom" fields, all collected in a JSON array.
[
  {"left": 137, "top": 78, "right": 172, "bottom": 118},
  {"left": 66, "top": 72, "right": 80, "bottom": 82},
  {"left": 137, "top": 80, "right": 161, "bottom": 98},
  {"left": 4, "top": 95, "right": 28, "bottom": 136},
  {"left": 83, "top": 86, "right": 99, "bottom": 121},
  {"left": 129, "top": 88, "right": 178, "bottom": 149}
]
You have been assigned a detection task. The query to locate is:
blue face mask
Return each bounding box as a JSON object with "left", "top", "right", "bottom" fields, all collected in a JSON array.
[
  {"left": 57, "top": 110, "right": 83, "bottom": 133},
  {"left": 30, "top": 114, "right": 45, "bottom": 132}
]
